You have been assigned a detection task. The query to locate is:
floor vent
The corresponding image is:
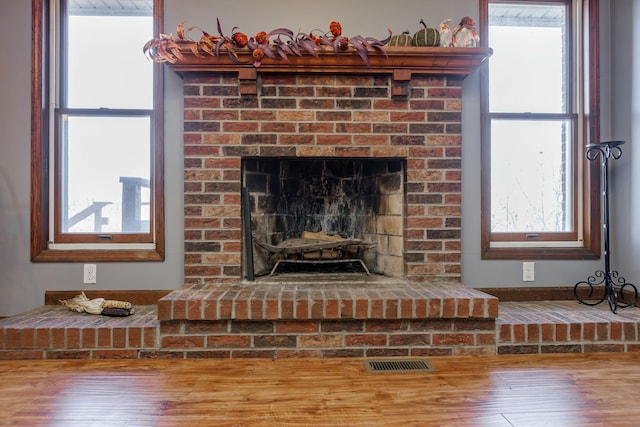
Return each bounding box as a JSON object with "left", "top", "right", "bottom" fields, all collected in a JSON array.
[{"left": 364, "top": 359, "right": 434, "bottom": 373}]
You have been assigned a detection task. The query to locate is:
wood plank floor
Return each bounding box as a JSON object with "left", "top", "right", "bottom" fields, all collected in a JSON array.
[{"left": 1, "top": 353, "right": 639, "bottom": 426}]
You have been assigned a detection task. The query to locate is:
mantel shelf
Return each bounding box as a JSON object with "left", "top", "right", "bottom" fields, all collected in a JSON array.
[
  {"left": 167, "top": 46, "right": 492, "bottom": 96},
  {"left": 167, "top": 46, "right": 492, "bottom": 76}
]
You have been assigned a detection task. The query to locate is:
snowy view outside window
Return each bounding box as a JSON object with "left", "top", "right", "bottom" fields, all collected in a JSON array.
[
  {"left": 60, "top": 6, "right": 153, "bottom": 234},
  {"left": 488, "top": 3, "right": 573, "bottom": 233}
]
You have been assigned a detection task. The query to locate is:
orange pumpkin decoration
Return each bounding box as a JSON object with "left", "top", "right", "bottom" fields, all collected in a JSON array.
[
  {"left": 232, "top": 31, "right": 248, "bottom": 47},
  {"left": 255, "top": 31, "right": 269, "bottom": 45},
  {"left": 329, "top": 21, "right": 342, "bottom": 37}
]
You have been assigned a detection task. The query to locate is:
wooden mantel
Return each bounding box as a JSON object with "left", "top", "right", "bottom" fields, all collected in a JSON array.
[{"left": 167, "top": 46, "right": 493, "bottom": 96}]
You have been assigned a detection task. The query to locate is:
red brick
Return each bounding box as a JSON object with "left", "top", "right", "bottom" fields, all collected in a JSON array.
[
  {"left": 541, "top": 324, "right": 554, "bottom": 342},
  {"left": 499, "top": 325, "right": 512, "bottom": 343},
  {"left": 346, "top": 334, "right": 388, "bottom": 347},
  {"left": 297, "top": 334, "right": 342, "bottom": 348},
  {"left": 432, "top": 333, "right": 474, "bottom": 346},
  {"left": 583, "top": 323, "right": 596, "bottom": 340},
  {"left": 207, "top": 335, "right": 251, "bottom": 348},
  {"left": 66, "top": 328, "right": 81, "bottom": 349},
  {"left": 187, "top": 300, "right": 203, "bottom": 320},
  {"left": 81, "top": 329, "right": 96, "bottom": 348},
  {"left": 384, "top": 299, "right": 398, "bottom": 318},
  {"left": 340, "top": 299, "right": 354, "bottom": 319},
  {"left": 555, "top": 324, "right": 568, "bottom": 342},
  {"left": 456, "top": 299, "right": 470, "bottom": 317},
  {"left": 596, "top": 323, "right": 609, "bottom": 341},
  {"left": 610, "top": 322, "right": 623, "bottom": 340},
  {"left": 264, "top": 299, "right": 279, "bottom": 320},
  {"left": 172, "top": 300, "right": 187, "bottom": 320},
  {"left": 97, "top": 328, "right": 111, "bottom": 348},
  {"left": 570, "top": 323, "right": 582, "bottom": 341},
  {"left": 387, "top": 333, "right": 429, "bottom": 347},
  {"left": 275, "top": 321, "right": 319, "bottom": 334},
  {"left": 0, "top": 350, "right": 45, "bottom": 360},
  {"left": 354, "top": 299, "right": 369, "bottom": 319},
  {"left": 35, "top": 329, "right": 51, "bottom": 349},
  {"left": 476, "top": 333, "right": 496, "bottom": 345},
  {"left": 143, "top": 328, "right": 158, "bottom": 348},
  {"left": 527, "top": 324, "right": 540, "bottom": 343},
  {"left": 112, "top": 328, "right": 127, "bottom": 348},
  {"left": 161, "top": 335, "right": 205, "bottom": 349},
  {"left": 51, "top": 329, "right": 65, "bottom": 348},
  {"left": 321, "top": 321, "right": 364, "bottom": 333},
  {"left": 513, "top": 324, "right": 526, "bottom": 343},
  {"left": 623, "top": 323, "right": 637, "bottom": 341},
  {"left": 128, "top": 328, "right": 142, "bottom": 348},
  {"left": 295, "top": 300, "right": 309, "bottom": 320},
  {"left": 310, "top": 298, "right": 324, "bottom": 318},
  {"left": 92, "top": 350, "right": 138, "bottom": 359}
]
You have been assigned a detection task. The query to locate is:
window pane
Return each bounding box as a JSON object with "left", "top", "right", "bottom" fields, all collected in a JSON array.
[
  {"left": 490, "top": 119, "right": 572, "bottom": 233},
  {"left": 61, "top": 116, "right": 151, "bottom": 233},
  {"left": 67, "top": 13, "right": 153, "bottom": 109},
  {"left": 488, "top": 4, "right": 567, "bottom": 113}
]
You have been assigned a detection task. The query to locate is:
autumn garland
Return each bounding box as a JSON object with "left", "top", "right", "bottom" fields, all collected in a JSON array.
[{"left": 143, "top": 19, "right": 392, "bottom": 67}]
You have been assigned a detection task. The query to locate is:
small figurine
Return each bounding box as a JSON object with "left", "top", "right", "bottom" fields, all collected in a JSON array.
[
  {"left": 452, "top": 16, "right": 479, "bottom": 47},
  {"left": 439, "top": 19, "right": 453, "bottom": 47}
]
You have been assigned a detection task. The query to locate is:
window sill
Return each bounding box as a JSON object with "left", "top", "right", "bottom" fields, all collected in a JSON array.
[
  {"left": 31, "top": 248, "right": 164, "bottom": 262},
  {"left": 481, "top": 246, "right": 600, "bottom": 260}
]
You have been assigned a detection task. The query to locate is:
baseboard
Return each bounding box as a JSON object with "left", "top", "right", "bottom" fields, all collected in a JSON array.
[
  {"left": 478, "top": 287, "right": 575, "bottom": 301},
  {"left": 45, "top": 290, "right": 172, "bottom": 306},
  {"left": 479, "top": 286, "right": 639, "bottom": 307}
]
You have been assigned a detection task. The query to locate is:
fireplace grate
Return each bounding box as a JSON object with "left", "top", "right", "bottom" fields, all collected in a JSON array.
[{"left": 364, "top": 359, "right": 434, "bottom": 373}]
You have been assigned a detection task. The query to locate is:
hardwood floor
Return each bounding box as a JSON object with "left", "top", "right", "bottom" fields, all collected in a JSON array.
[{"left": 1, "top": 353, "right": 638, "bottom": 426}]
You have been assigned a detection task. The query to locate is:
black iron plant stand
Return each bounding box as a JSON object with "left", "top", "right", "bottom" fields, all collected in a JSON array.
[{"left": 574, "top": 141, "right": 638, "bottom": 313}]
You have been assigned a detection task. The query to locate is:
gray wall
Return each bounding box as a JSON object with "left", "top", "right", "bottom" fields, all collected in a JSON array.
[
  {"left": 0, "top": 0, "right": 629, "bottom": 316},
  {"left": 610, "top": 0, "right": 640, "bottom": 291}
]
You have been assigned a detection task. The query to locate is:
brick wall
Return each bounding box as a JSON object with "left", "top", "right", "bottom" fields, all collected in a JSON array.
[{"left": 182, "top": 72, "right": 464, "bottom": 284}]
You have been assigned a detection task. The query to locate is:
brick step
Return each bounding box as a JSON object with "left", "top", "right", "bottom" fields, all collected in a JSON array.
[
  {"left": 0, "top": 305, "right": 159, "bottom": 359},
  {"left": 157, "top": 281, "right": 499, "bottom": 321},
  {"left": 497, "top": 301, "right": 640, "bottom": 354}
]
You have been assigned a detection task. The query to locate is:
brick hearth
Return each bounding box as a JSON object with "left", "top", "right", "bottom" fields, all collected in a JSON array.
[{"left": 3, "top": 297, "right": 640, "bottom": 359}]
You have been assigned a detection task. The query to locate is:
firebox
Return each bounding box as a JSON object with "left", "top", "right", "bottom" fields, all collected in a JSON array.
[{"left": 243, "top": 157, "right": 405, "bottom": 278}]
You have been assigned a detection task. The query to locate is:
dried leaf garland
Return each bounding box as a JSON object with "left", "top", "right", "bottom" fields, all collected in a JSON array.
[{"left": 143, "top": 19, "right": 392, "bottom": 67}]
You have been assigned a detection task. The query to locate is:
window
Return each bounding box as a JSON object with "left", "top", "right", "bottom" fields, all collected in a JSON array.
[
  {"left": 480, "top": 0, "right": 601, "bottom": 259},
  {"left": 31, "top": 0, "right": 164, "bottom": 261}
]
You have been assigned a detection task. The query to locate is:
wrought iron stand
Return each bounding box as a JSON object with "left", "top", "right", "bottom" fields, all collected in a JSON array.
[{"left": 574, "top": 141, "right": 637, "bottom": 313}]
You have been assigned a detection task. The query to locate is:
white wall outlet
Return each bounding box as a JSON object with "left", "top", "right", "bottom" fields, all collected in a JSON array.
[
  {"left": 522, "top": 261, "right": 535, "bottom": 282},
  {"left": 83, "top": 264, "right": 97, "bottom": 284}
]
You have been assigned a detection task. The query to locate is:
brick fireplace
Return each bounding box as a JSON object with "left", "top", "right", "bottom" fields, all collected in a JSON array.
[{"left": 156, "top": 47, "right": 500, "bottom": 357}]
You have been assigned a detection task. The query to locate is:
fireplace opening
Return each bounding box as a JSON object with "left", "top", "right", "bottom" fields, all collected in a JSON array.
[{"left": 242, "top": 158, "right": 406, "bottom": 279}]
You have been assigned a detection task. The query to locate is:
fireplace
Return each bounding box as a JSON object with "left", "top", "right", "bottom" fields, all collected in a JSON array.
[
  {"left": 244, "top": 157, "right": 405, "bottom": 278},
  {"left": 155, "top": 47, "right": 499, "bottom": 358},
  {"left": 176, "top": 47, "right": 494, "bottom": 285}
]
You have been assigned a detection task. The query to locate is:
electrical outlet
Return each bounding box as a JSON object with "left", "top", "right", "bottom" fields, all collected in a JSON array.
[
  {"left": 522, "top": 261, "right": 535, "bottom": 282},
  {"left": 83, "top": 264, "right": 97, "bottom": 284}
]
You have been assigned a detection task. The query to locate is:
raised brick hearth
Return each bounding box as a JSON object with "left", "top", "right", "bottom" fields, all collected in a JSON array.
[{"left": 3, "top": 298, "right": 640, "bottom": 359}]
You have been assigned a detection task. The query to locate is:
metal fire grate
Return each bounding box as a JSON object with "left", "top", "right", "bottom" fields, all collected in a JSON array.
[{"left": 364, "top": 359, "right": 434, "bottom": 373}]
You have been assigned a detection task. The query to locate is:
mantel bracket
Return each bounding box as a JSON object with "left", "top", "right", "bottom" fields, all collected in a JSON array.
[{"left": 392, "top": 69, "right": 413, "bottom": 98}]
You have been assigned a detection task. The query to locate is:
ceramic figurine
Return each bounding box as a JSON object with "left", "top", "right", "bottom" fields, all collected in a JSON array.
[
  {"left": 439, "top": 19, "right": 453, "bottom": 47},
  {"left": 452, "top": 16, "right": 479, "bottom": 47}
]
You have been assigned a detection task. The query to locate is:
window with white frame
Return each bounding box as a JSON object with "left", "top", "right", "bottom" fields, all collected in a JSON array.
[
  {"left": 480, "top": 0, "right": 601, "bottom": 259},
  {"left": 31, "top": 0, "right": 164, "bottom": 261}
]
